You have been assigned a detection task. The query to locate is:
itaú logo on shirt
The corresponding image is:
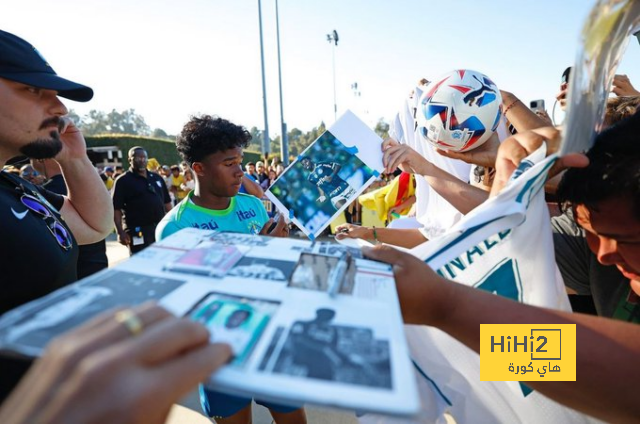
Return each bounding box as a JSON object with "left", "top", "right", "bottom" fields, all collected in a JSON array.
[
  {"left": 191, "top": 220, "right": 219, "bottom": 230},
  {"left": 236, "top": 209, "right": 257, "bottom": 221}
]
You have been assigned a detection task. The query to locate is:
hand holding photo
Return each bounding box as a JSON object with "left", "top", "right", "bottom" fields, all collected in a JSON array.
[
  {"left": 189, "top": 292, "right": 280, "bottom": 366},
  {"left": 266, "top": 110, "right": 384, "bottom": 239}
]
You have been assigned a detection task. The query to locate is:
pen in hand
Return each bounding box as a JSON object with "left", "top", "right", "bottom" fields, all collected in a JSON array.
[{"left": 327, "top": 253, "right": 350, "bottom": 298}]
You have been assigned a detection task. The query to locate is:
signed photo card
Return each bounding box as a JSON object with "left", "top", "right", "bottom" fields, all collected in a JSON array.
[
  {"left": 266, "top": 111, "right": 383, "bottom": 239},
  {"left": 189, "top": 292, "right": 280, "bottom": 366}
]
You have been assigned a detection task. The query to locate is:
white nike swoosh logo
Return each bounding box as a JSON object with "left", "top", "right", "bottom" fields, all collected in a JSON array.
[{"left": 11, "top": 208, "right": 28, "bottom": 220}]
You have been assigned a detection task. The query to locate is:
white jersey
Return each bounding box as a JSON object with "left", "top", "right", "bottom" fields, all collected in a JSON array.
[
  {"left": 390, "top": 85, "right": 471, "bottom": 239},
  {"left": 359, "top": 147, "right": 601, "bottom": 424}
]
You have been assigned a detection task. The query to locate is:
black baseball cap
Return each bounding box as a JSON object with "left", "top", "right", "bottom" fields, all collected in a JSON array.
[{"left": 0, "top": 29, "right": 93, "bottom": 102}]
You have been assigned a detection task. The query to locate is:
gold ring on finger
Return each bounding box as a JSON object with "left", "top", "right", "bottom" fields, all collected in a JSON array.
[{"left": 115, "top": 309, "right": 144, "bottom": 337}]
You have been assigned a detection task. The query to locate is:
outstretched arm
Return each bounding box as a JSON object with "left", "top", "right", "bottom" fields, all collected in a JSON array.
[
  {"left": 382, "top": 139, "right": 489, "bottom": 214},
  {"left": 0, "top": 303, "right": 232, "bottom": 424},
  {"left": 335, "top": 224, "right": 428, "bottom": 248},
  {"left": 500, "top": 90, "right": 551, "bottom": 132},
  {"left": 363, "top": 245, "right": 640, "bottom": 424}
]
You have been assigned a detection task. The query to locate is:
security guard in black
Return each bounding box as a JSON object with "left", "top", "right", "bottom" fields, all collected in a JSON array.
[{"left": 112, "top": 147, "right": 171, "bottom": 255}]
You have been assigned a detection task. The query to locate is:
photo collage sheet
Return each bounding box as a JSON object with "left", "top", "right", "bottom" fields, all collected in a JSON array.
[
  {"left": 0, "top": 209, "right": 419, "bottom": 415},
  {"left": 266, "top": 110, "right": 385, "bottom": 239}
]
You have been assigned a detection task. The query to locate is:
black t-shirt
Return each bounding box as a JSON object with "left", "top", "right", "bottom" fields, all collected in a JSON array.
[
  {"left": 552, "top": 212, "right": 639, "bottom": 322},
  {"left": 42, "top": 173, "right": 67, "bottom": 194},
  {"left": 0, "top": 171, "right": 79, "bottom": 314},
  {"left": 112, "top": 170, "right": 170, "bottom": 230},
  {"left": 0, "top": 171, "right": 81, "bottom": 403},
  {"left": 44, "top": 174, "right": 108, "bottom": 279}
]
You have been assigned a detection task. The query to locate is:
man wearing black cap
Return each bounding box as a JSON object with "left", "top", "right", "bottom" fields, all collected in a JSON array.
[{"left": 0, "top": 29, "right": 113, "bottom": 399}]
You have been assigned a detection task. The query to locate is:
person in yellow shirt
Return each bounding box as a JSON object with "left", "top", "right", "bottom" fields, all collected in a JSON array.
[
  {"left": 102, "top": 166, "right": 114, "bottom": 190},
  {"left": 146, "top": 157, "right": 160, "bottom": 173},
  {"left": 168, "top": 165, "right": 187, "bottom": 205}
]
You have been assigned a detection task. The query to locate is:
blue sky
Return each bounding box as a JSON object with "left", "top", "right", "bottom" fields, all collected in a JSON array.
[{"left": 3, "top": 0, "right": 640, "bottom": 138}]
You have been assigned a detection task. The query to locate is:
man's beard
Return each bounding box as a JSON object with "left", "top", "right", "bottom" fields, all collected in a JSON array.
[{"left": 19, "top": 131, "right": 63, "bottom": 159}]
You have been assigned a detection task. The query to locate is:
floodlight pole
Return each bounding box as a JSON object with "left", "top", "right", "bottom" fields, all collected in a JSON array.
[
  {"left": 327, "top": 29, "right": 339, "bottom": 122},
  {"left": 258, "top": 0, "right": 270, "bottom": 157},
  {"left": 275, "top": 0, "right": 289, "bottom": 165}
]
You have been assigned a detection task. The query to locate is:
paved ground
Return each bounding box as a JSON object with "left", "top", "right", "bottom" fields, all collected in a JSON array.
[{"left": 106, "top": 234, "right": 358, "bottom": 424}]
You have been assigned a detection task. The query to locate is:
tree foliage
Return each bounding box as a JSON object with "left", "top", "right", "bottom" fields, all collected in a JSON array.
[
  {"left": 248, "top": 126, "right": 263, "bottom": 153},
  {"left": 151, "top": 128, "right": 170, "bottom": 139},
  {"left": 248, "top": 119, "right": 395, "bottom": 163},
  {"left": 73, "top": 108, "right": 154, "bottom": 137},
  {"left": 71, "top": 107, "right": 391, "bottom": 163}
]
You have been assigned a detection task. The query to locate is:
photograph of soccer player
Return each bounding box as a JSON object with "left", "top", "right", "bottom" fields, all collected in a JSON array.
[{"left": 267, "top": 131, "right": 376, "bottom": 237}]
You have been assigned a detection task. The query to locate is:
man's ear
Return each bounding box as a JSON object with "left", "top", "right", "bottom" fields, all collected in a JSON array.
[{"left": 192, "top": 162, "right": 205, "bottom": 177}]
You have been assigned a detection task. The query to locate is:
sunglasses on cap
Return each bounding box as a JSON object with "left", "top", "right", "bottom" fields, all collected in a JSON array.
[{"left": 20, "top": 193, "right": 72, "bottom": 250}]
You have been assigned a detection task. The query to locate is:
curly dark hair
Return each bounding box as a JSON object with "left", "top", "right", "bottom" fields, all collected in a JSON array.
[
  {"left": 557, "top": 111, "right": 640, "bottom": 219},
  {"left": 603, "top": 96, "right": 640, "bottom": 127},
  {"left": 176, "top": 115, "right": 251, "bottom": 165}
]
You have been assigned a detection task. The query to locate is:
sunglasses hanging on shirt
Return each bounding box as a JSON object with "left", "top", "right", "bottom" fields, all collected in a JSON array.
[{"left": 1, "top": 171, "right": 72, "bottom": 250}]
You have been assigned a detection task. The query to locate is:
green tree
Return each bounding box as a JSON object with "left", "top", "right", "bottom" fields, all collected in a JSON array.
[
  {"left": 248, "top": 126, "right": 263, "bottom": 152},
  {"left": 66, "top": 109, "right": 82, "bottom": 127},
  {"left": 287, "top": 127, "right": 303, "bottom": 156},
  {"left": 105, "top": 109, "right": 151, "bottom": 136},
  {"left": 81, "top": 110, "right": 108, "bottom": 135},
  {"left": 152, "top": 128, "right": 169, "bottom": 139},
  {"left": 270, "top": 135, "right": 280, "bottom": 157},
  {"left": 78, "top": 108, "right": 150, "bottom": 136}
]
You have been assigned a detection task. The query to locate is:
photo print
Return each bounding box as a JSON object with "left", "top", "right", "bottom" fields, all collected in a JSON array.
[
  {"left": 314, "top": 241, "right": 363, "bottom": 259},
  {"left": 1, "top": 271, "right": 186, "bottom": 355},
  {"left": 266, "top": 111, "right": 383, "bottom": 239},
  {"left": 188, "top": 292, "right": 280, "bottom": 366},
  {"left": 209, "top": 232, "right": 271, "bottom": 247},
  {"left": 164, "top": 242, "right": 247, "bottom": 277},
  {"left": 259, "top": 308, "right": 392, "bottom": 388},
  {"left": 289, "top": 253, "right": 356, "bottom": 294},
  {"left": 227, "top": 256, "right": 297, "bottom": 282}
]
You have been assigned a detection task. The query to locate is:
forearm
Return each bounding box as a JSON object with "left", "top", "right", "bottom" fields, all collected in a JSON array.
[
  {"left": 431, "top": 281, "right": 640, "bottom": 423},
  {"left": 393, "top": 195, "right": 416, "bottom": 213},
  {"left": 59, "top": 157, "right": 113, "bottom": 243},
  {"left": 419, "top": 164, "right": 488, "bottom": 215},
  {"left": 424, "top": 175, "right": 488, "bottom": 214},
  {"left": 373, "top": 228, "right": 427, "bottom": 249},
  {"left": 501, "top": 91, "right": 549, "bottom": 132},
  {"left": 113, "top": 209, "right": 125, "bottom": 234}
]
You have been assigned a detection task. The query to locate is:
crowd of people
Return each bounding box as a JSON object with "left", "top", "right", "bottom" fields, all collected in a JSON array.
[{"left": 0, "top": 24, "right": 639, "bottom": 424}]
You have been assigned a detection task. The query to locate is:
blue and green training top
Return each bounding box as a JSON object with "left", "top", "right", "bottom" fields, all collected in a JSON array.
[{"left": 155, "top": 191, "right": 269, "bottom": 240}]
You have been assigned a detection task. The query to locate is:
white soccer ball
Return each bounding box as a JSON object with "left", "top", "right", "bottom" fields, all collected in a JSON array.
[{"left": 417, "top": 69, "right": 502, "bottom": 152}]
